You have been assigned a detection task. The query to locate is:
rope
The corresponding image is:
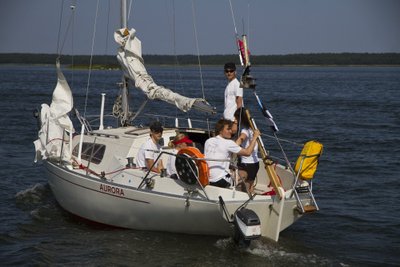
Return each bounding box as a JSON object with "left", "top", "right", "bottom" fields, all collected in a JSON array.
[
  {"left": 71, "top": 4, "right": 76, "bottom": 89},
  {"left": 168, "top": 0, "right": 185, "bottom": 119},
  {"left": 58, "top": 4, "right": 77, "bottom": 56},
  {"left": 228, "top": 0, "right": 239, "bottom": 37},
  {"left": 190, "top": 0, "right": 212, "bottom": 133},
  {"left": 191, "top": 0, "right": 205, "bottom": 100},
  {"left": 104, "top": 0, "right": 111, "bottom": 55},
  {"left": 56, "top": 1, "right": 64, "bottom": 56},
  {"left": 260, "top": 132, "right": 303, "bottom": 147},
  {"left": 273, "top": 132, "right": 295, "bottom": 174},
  {"left": 127, "top": 0, "right": 133, "bottom": 21},
  {"left": 247, "top": 0, "right": 250, "bottom": 46},
  {"left": 83, "top": 0, "right": 100, "bottom": 118},
  {"left": 55, "top": 2, "right": 76, "bottom": 91}
]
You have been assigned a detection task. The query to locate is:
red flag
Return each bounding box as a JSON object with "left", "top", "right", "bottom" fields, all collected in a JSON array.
[{"left": 237, "top": 39, "right": 250, "bottom": 66}]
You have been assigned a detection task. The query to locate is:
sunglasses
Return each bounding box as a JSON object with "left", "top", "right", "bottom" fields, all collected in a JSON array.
[{"left": 225, "top": 69, "right": 235, "bottom": 73}]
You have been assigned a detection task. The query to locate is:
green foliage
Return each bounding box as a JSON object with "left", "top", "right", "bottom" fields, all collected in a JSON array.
[{"left": 1, "top": 53, "right": 400, "bottom": 66}]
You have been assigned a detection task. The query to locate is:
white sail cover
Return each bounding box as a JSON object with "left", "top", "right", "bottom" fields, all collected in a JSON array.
[
  {"left": 114, "top": 28, "right": 214, "bottom": 113},
  {"left": 34, "top": 60, "right": 74, "bottom": 162}
]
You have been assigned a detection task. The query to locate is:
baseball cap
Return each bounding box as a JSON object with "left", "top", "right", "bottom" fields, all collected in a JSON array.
[
  {"left": 224, "top": 62, "right": 236, "bottom": 71},
  {"left": 150, "top": 121, "right": 163, "bottom": 133},
  {"left": 172, "top": 136, "right": 193, "bottom": 145}
]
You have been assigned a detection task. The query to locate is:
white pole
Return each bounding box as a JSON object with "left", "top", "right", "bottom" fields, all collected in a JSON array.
[
  {"left": 69, "top": 121, "right": 73, "bottom": 160},
  {"left": 175, "top": 118, "right": 179, "bottom": 128},
  {"left": 77, "top": 125, "right": 85, "bottom": 163},
  {"left": 187, "top": 118, "right": 192, "bottom": 128},
  {"left": 99, "top": 93, "right": 106, "bottom": 130},
  {"left": 121, "top": 0, "right": 127, "bottom": 28}
]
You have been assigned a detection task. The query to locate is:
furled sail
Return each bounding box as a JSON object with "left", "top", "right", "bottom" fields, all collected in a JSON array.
[
  {"left": 34, "top": 59, "right": 74, "bottom": 162},
  {"left": 114, "top": 28, "right": 215, "bottom": 114}
]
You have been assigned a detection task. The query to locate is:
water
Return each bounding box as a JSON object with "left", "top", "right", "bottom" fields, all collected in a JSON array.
[{"left": 1, "top": 64, "right": 399, "bottom": 266}]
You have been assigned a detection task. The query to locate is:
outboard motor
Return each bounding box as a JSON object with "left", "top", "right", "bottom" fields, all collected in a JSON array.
[{"left": 233, "top": 208, "right": 261, "bottom": 246}]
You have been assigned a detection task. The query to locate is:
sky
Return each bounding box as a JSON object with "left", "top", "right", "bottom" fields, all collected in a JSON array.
[{"left": 0, "top": 0, "right": 399, "bottom": 56}]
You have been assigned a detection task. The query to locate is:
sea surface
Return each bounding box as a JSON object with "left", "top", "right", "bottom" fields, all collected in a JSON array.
[{"left": 0, "top": 64, "right": 399, "bottom": 266}]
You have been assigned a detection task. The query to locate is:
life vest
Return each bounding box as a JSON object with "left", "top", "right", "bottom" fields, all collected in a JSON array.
[{"left": 294, "top": 140, "right": 323, "bottom": 180}]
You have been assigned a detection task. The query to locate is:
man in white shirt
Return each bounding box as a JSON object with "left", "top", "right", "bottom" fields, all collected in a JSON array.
[
  {"left": 204, "top": 119, "right": 260, "bottom": 188},
  {"left": 136, "top": 121, "right": 164, "bottom": 173},
  {"left": 223, "top": 62, "right": 243, "bottom": 121}
]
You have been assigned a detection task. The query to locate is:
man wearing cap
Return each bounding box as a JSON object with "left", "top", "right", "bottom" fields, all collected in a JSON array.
[
  {"left": 136, "top": 121, "right": 164, "bottom": 173},
  {"left": 166, "top": 133, "right": 193, "bottom": 178},
  {"left": 223, "top": 62, "right": 243, "bottom": 121}
]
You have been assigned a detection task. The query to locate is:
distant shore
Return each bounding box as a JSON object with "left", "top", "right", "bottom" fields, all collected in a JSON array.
[{"left": 1, "top": 53, "right": 400, "bottom": 67}]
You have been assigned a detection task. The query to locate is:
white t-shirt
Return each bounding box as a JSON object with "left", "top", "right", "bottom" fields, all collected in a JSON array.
[
  {"left": 223, "top": 78, "right": 243, "bottom": 121},
  {"left": 239, "top": 128, "right": 259, "bottom": 164},
  {"left": 204, "top": 135, "right": 242, "bottom": 183},
  {"left": 136, "top": 138, "right": 161, "bottom": 168},
  {"left": 166, "top": 148, "right": 178, "bottom": 176}
]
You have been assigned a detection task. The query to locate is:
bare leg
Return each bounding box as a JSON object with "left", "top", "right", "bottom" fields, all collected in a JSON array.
[{"left": 237, "top": 169, "right": 248, "bottom": 193}]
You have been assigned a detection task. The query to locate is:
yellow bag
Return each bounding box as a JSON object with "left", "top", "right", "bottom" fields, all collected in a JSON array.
[{"left": 294, "top": 140, "right": 323, "bottom": 180}]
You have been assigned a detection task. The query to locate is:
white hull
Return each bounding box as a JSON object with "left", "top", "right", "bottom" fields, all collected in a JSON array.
[
  {"left": 42, "top": 127, "right": 307, "bottom": 240},
  {"left": 45, "top": 161, "right": 232, "bottom": 236}
]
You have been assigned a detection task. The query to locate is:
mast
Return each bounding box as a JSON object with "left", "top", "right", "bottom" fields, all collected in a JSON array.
[
  {"left": 120, "top": 0, "right": 130, "bottom": 126},
  {"left": 121, "top": 0, "right": 127, "bottom": 28}
]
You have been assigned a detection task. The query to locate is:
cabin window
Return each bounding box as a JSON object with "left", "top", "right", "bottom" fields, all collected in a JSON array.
[{"left": 72, "top": 143, "right": 106, "bottom": 164}]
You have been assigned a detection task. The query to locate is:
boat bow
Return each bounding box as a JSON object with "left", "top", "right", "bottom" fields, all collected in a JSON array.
[{"left": 34, "top": 60, "right": 74, "bottom": 162}]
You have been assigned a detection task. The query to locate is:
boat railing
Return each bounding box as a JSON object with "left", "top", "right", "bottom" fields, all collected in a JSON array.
[
  {"left": 55, "top": 128, "right": 73, "bottom": 166},
  {"left": 138, "top": 150, "right": 215, "bottom": 200},
  {"left": 81, "top": 111, "right": 211, "bottom": 132}
]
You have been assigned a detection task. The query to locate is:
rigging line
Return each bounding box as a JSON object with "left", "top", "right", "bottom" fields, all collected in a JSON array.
[
  {"left": 260, "top": 132, "right": 303, "bottom": 147},
  {"left": 104, "top": 0, "right": 111, "bottom": 55},
  {"left": 169, "top": 0, "right": 186, "bottom": 120},
  {"left": 228, "top": 0, "right": 243, "bottom": 65},
  {"left": 70, "top": 2, "right": 76, "bottom": 90},
  {"left": 57, "top": 3, "right": 75, "bottom": 56},
  {"left": 228, "top": 0, "right": 239, "bottom": 37},
  {"left": 127, "top": 0, "right": 133, "bottom": 21},
  {"left": 169, "top": 0, "right": 181, "bottom": 116},
  {"left": 171, "top": 0, "right": 184, "bottom": 91},
  {"left": 191, "top": 0, "right": 205, "bottom": 100},
  {"left": 56, "top": 0, "right": 65, "bottom": 56},
  {"left": 98, "top": 0, "right": 111, "bottom": 93},
  {"left": 83, "top": 0, "right": 100, "bottom": 117},
  {"left": 273, "top": 131, "right": 295, "bottom": 173},
  {"left": 247, "top": 0, "right": 250, "bottom": 47},
  {"left": 191, "top": 0, "right": 211, "bottom": 132}
]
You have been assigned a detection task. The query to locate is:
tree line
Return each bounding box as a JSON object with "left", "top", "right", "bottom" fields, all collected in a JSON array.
[{"left": 1, "top": 53, "right": 399, "bottom": 67}]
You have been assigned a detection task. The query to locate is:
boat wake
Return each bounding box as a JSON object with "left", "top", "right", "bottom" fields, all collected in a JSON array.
[
  {"left": 15, "top": 183, "right": 57, "bottom": 222},
  {"left": 15, "top": 183, "right": 49, "bottom": 206},
  {"left": 215, "top": 237, "right": 342, "bottom": 266}
]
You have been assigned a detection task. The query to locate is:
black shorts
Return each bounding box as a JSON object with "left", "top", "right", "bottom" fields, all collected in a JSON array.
[
  {"left": 209, "top": 178, "right": 231, "bottom": 188},
  {"left": 237, "top": 162, "right": 260, "bottom": 181}
]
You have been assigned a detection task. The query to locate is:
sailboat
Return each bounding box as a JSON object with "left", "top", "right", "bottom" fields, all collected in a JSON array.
[{"left": 33, "top": 0, "right": 323, "bottom": 243}]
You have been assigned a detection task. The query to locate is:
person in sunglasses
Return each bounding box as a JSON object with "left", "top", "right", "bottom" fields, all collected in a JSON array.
[{"left": 223, "top": 62, "right": 243, "bottom": 121}]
